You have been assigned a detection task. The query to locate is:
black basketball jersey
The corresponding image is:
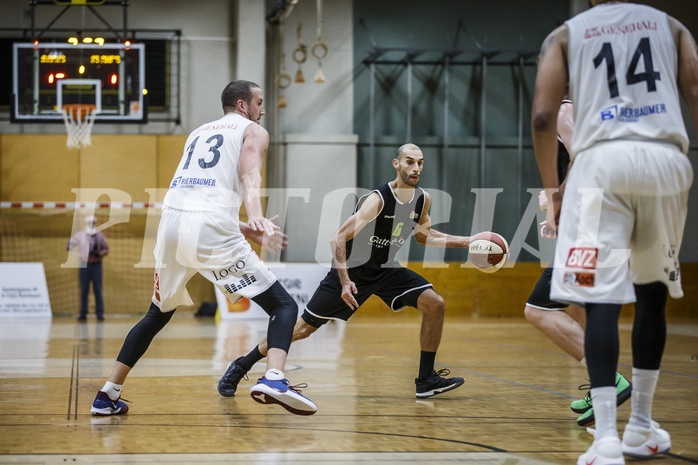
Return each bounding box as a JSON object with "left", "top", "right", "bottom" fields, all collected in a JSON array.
[{"left": 345, "top": 183, "right": 426, "bottom": 270}]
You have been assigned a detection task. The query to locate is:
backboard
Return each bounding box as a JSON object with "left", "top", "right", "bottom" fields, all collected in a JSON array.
[{"left": 12, "top": 42, "right": 146, "bottom": 123}]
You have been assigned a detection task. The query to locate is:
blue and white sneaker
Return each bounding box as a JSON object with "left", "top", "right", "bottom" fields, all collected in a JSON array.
[
  {"left": 90, "top": 391, "right": 129, "bottom": 416},
  {"left": 250, "top": 371, "right": 317, "bottom": 416}
]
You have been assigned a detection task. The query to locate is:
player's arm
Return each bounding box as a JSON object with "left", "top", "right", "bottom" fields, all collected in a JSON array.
[
  {"left": 239, "top": 123, "right": 275, "bottom": 237},
  {"left": 532, "top": 25, "right": 569, "bottom": 231},
  {"left": 413, "top": 193, "right": 470, "bottom": 248},
  {"left": 557, "top": 100, "right": 574, "bottom": 155},
  {"left": 330, "top": 192, "right": 382, "bottom": 310},
  {"left": 539, "top": 101, "right": 575, "bottom": 211},
  {"left": 670, "top": 16, "right": 698, "bottom": 136}
]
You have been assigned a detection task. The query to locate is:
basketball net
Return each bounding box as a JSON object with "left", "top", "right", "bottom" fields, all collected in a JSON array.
[{"left": 61, "top": 104, "right": 97, "bottom": 149}]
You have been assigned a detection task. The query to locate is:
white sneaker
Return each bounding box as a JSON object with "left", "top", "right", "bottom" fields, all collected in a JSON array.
[
  {"left": 577, "top": 436, "right": 624, "bottom": 465},
  {"left": 622, "top": 422, "right": 671, "bottom": 458}
]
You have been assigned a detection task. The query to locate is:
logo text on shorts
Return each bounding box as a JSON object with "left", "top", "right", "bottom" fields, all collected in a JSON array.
[
  {"left": 566, "top": 247, "right": 598, "bottom": 269},
  {"left": 211, "top": 260, "right": 246, "bottom": 281},
  {"left": 563, "top": 271, "right": 595, "bottom": 287}
]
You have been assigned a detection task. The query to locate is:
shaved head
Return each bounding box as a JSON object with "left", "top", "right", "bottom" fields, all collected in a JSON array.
[{"left": 396, "top": 143, "right": 422, "bottom": 161}]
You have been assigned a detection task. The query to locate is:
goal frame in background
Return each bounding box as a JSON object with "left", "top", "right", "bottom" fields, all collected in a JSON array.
[{"left": 12, "top": 42, "right": 146, "bottom": 123}]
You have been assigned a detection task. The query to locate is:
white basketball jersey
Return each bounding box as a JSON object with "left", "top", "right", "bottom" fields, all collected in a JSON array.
[
  {"left": 566, "top": 3, "right": 689, "bottom": 156},
  {"left": 163, "top": 112, "right": 254, "bottom": 216}
]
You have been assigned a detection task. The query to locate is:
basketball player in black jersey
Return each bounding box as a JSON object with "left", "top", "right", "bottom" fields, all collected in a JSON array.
[
  {"left": 523, "top": 100, "right": 631, "bottom": 427},
  {"left": 218, "top": 143, "right": 474, "bottom": 399}
]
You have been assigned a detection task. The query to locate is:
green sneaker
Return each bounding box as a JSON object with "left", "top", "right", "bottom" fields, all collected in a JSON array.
[
  {"left": 570, "top": 372, "right": 632, "bottom": 414},
  {"left": 570, "top": 386, "right": 592, "bottom": 414},
  {"left": 576, "top": 406, "right": 595, "bottom": 427}
]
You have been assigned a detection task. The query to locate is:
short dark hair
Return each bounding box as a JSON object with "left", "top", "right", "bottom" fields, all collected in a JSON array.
[
  {"left": 221, "top": 80, "right": 261, "bottom": 112},
  {"left": 396, "top": 143, "right": 420, "bottom": 160}
]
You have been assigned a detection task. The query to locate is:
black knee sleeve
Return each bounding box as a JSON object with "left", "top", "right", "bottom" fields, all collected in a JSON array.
[
  {"left": 252, "top": 281, "right": 297, "bottom": 353},
  {"left": 632, "top": 282, "right": 667, "bottom": 370},
  {"left": 116, "top": 302, "right": 175, "bottom": 367},
  {"left": 585, "top": 303, "right": 621, "bottom": 388}
]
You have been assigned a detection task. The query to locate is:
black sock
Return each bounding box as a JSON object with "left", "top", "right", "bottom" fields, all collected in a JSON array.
[
  {"left": 237, "top": 346, "right": 264, "bottom": 372},
  {"left": 418, "top": 351, "right": 436, "bottom": 380}
]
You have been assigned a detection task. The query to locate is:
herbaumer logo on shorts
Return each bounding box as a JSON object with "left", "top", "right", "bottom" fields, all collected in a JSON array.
[
  {"left": 563, "top": 271, "right": 595, "bottom": 287},
  {"left": 566, "top": 248, "right": 598, "bottom": 269}
]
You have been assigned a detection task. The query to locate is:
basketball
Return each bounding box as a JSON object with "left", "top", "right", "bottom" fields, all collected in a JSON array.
[{"left": 468, "top": 231, "right": 509, "bottom": 273}]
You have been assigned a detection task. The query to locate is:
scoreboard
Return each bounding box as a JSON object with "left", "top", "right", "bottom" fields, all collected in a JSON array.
[{"left": 12, "top": 41, "right": 145, "bottom": 122}]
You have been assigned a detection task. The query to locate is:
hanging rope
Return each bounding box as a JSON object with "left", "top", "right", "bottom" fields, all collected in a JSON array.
[
  {"left": 292, "top": 21, "right": 307, "bottom": 83},
  {"left": 311, "top": 0, "right": 327, "bottom": 83},
  {"left": 275, "top": 19, "right": 292, "bottom": 108}
]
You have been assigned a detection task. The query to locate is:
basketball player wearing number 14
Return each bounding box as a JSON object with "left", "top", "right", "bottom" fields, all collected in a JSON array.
[{"left": 532, "top": 1, "right": 698, "bottom": 464}]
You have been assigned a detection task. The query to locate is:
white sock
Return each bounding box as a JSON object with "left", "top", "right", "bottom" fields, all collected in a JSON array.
[
  {"left": 265, "top": 369, "right": 284, "bottom": 381},
  {"left": 627, "top": 367, "right": 659, "bottom": 430},
  {"left": 102, "top": 381, "right": 123, "bottom": 400},
  {"left": 579, "top": 357, "right": 587, "bottom": 368},
  {"left": 591, "top": 386, "right": 618, "bottom": 440}
]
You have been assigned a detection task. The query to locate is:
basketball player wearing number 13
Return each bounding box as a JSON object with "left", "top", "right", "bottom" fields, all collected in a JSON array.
[
  {"left": 91, "top": 80, "right": 317, "bottom": 417},
  {"left": 532, "top": 1, "right": 698, "bottom": 464}
]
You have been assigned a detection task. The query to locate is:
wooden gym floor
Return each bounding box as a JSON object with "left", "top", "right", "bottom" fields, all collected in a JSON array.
[{"left": 0, "top": 312, "right": 697, "bottom": 464}]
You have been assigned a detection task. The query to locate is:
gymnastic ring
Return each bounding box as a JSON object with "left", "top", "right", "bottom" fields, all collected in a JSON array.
[
  {"left": 311, "top": 41, "right": 328, "bottom": 60},
  {"left": 292, "top": 46, "right": 307, "bottom": 64},
  {"left": 275, "top": 73, "right": 292, "bottom": 89}
]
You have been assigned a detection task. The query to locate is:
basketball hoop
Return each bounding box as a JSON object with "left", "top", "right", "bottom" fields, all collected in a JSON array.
[{"left": 61, "top": 104, "right": 97, "bottom": 149}]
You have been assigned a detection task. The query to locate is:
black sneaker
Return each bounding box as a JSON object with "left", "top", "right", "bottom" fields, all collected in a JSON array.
[
  {"left": 218, "top": 357, "right": 249, "bottom": 397},
  {"left": 415, "top": 368, "right": 465, "bottom": 398}
]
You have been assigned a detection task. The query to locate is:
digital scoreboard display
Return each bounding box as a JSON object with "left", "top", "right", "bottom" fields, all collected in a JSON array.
[{"left": 12, "top": 42, "right": 145, "bottom": 122}]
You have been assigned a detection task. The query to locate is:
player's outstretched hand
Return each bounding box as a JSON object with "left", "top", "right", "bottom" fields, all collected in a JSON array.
[{"left": 241, "top": 215, "right": 289, "bottom": 252}]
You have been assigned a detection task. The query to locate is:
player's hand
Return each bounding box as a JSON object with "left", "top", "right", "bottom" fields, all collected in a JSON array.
[
  {"left": 538, "top": 189, "right": 548, "bottom": 212},
  {"left": 262, "top": 227, "right": 289, "bottom": 252},
  {"left": 542, "top": 203, "right": 559, "bottom": 238},
  {"left": 539, "top": 219, "right": 557, "bottom": 239},
  {"left": 244, "top": 215, "right": 288, "bottom": 251},
  {"left": 341, "top": 279, "right": 359, "bottom": 310},
  {"left": 246, "top": 214, "right": 277, "bottom": 238}
]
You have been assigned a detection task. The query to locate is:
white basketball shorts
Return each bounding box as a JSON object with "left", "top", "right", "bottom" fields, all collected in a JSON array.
[
  {"left": 152, "top": 207, "right": 277, "bottom": 311},
  {"left": 551, "top": 140, "right": 692, "bottom": 306}
]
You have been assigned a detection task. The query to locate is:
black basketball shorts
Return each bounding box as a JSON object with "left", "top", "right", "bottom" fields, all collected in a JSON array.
[
  {"left": 301, "top": 266, "right": 433, "bottom": 327},
  {"left": 526, "top": 266, "right": 568, "bottom": 311}
]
